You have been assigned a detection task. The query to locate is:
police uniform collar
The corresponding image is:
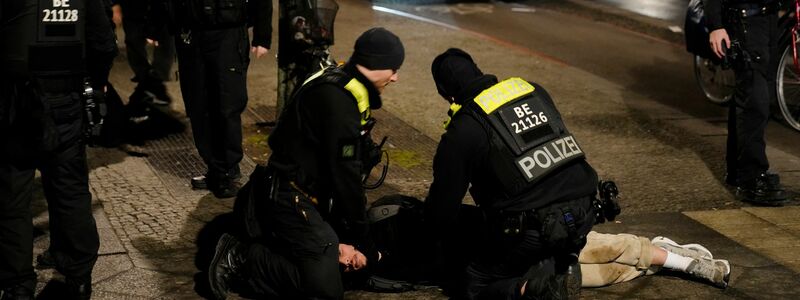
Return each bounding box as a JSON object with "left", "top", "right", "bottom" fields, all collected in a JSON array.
[
  {"left": 455, "top": 74, "right": 498, "bottom": 105},
  {"left": 344, "top": 62, "right": 383, "bottom": 109}
]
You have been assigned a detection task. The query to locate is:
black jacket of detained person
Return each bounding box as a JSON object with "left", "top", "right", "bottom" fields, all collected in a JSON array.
[
  {"left": 268, "top": 63, "right": 379, "bottom": 257},
  {"left": 424, "top": 74, "right": 598, "bottom": 239}
]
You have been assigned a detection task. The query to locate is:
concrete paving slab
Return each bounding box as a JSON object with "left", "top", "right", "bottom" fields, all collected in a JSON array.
[
  {"left": 93, "top": 254, "right": 135, "bottom": 284},
  {"left": 743, "top": 206, "right": 800, "bottom": 227},
  {"left": 93, "top": 268, "right": 194, "bottom": 298},
  {"left": 685, "top": 209, "right": 800, "bottom": 273}
]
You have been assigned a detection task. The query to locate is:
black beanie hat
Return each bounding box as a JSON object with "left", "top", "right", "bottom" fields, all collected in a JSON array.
[
  {"left": 431, "top": 48, "right": 483, "bottom": 101},
  {"left": 350, "top": 27, "right": 405, "bottom": 71}
]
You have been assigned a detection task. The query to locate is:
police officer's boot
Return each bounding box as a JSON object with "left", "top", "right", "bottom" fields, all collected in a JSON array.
[
  {"left": 0, "top": 285, "right": 33, "bottom": 300},
  {"left": 520, "top": 257, "right": 562, "bottom": 300},
  {"left": 736, "top": 171, "right": 788, "bottom": 206},
  {"left": 65, "top": 278, "right": 92, "bottom": 300},
  {"left": 209, "top": 233, "right": 246, "bottom": 300}
]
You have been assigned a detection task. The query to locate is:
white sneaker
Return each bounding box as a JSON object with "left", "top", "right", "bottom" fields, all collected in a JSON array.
[
  {"left": 685, "top": 258, "right": 731, "bottom": 288},
  {"left": 651, "top": 236, "right": 713, "bottom": 259}
]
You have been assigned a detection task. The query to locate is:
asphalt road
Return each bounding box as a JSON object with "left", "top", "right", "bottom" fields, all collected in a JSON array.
[{"left": 373, "top": 0, "right": 800, "bottom": 160}]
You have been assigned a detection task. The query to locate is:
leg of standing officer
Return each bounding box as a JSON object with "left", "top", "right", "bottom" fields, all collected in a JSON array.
[
  {"left": 39, "top": 91, "right": 99, "bottom": 294},
  {"left": 208, "top": 27, "right": 248, "bottom": 181},
  {"left": 122, "top": 16, "right": 150, "bottom": 85},
  {"left": 727, "top": 12, "right": 785, "bottom": 205},
  {"left": 176, "top": 33, "right": 212, "bottom": 171},
  {"left": 0, "top": 161, "right": 37, "bottom": 295},
  {"left": 152, "top": 26, "right": 175, "bottom": 85},
  {"left": 178, "top": 27, "right": 248, "bottom": 197},
  {"left": 732, "top": 15, "right": 772, "bottom": 182},
  {"left": 0, "top": 83, "right": 40, "bottom": 297}
]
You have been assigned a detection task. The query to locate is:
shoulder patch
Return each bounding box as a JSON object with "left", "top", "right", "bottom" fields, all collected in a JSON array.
[{"left": 339, "top": 138, "right": 360, "bottom": 160}]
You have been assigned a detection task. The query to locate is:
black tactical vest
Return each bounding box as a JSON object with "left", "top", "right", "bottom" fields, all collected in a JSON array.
[
  {"left": 29, "top": 0, "right": 87, "bottom": 77},
  {"left": 464, "top": 78, "right": 586, "bottom": 197},
  {"left": 292, "top": 66, "right": 372, "bottom": 127}
]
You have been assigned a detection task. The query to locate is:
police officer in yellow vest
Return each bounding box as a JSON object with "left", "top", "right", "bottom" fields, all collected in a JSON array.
[
  {"left": 206, "top": 27, "right": 403, "bottom": 299},
  {"left": 425, "top": 48, "right": 598, "bottom": 300}
]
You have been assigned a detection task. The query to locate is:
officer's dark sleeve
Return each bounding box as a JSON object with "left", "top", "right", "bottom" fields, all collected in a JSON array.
[
  {"left": 424, "top": 115, "right": 483, "bottom": 240},
  {"left": 306, "top": 85, "right": 372, "bottom": 251},
  {"left": 250, "top": 0, "right": 273, "bottom": 49},
  {"left": 85, "top": 0, "right": 118, "bottom": 89},
  {"left": 705, "top": 0, "right": 724, "bottom": 31}
]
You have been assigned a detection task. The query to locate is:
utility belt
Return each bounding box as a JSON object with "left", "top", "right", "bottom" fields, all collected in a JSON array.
[
  {"left": 33, "top": 77, "right": 83, "bottom": 95},
  {"left": 726, "top": 1, "right": 778, "bottom": 19},
  {"left": 489, "top": 195, "right": 594, "bottom": 251}
]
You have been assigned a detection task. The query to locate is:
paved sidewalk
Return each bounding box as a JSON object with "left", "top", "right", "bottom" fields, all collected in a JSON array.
[{"left": 27, "top": 0, "right": 799, "bottom": 299}]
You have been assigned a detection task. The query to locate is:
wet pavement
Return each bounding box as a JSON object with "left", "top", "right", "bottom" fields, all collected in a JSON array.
[{"left": 25, "top": 0, "right": 800, "bottom": 299}]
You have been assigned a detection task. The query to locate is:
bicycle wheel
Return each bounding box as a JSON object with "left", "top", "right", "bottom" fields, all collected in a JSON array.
[
  {"left": 776, "top": 45, "right": 800, "bottom": 131},
  {"left": 693, "top": 54, "right": 735, "bottom": 105}
]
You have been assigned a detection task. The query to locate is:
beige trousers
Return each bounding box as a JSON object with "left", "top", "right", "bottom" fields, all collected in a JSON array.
[{"left": 579, "top": 231, "right": 659, "bottom": 287}]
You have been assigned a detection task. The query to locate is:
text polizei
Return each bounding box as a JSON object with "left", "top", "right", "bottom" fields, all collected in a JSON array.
[{"left": 515, "top": 135, "right": 583, "bottom": 181}]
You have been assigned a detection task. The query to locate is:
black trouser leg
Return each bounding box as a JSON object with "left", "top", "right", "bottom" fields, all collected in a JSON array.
[
  {"left": 123, "top": 18, "right": 150, "bottom": 83},
  {"left": 0, "top": 162, "right": 36, "bottom": 290},
  {"left": 245, "top": 188, "right": 342, "bottom": 299},
  {"left": 727, "top": 14, "right": 776, "bottom": 184},
  {"left": 176, "top": 35, "right": 213, "bottom": 173},
  {"left": 177, "top": 27, "right": 248, "bottom": 178},
  {"left": 40, "top": 98, "right": 98, "bottom": 283},
  {"left": 151, "top": 26, "right": 175, "bottom": 82},
  {"left": 124, "top": 18, "right": 175, "bottom": 83}
]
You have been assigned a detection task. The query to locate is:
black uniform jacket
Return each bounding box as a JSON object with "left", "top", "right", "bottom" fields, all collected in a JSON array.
[
  {"left": 0, "top": 0, "right": 116, "bottom": 81},
  {"left": 147, "top": 0, "right": 272, "bottom": 49},
  {"left": 424, "top": 74, "right": 598, "bottom": 239},
  {"left": 268, "top": 63, "right": 379, "bottom": 256}
]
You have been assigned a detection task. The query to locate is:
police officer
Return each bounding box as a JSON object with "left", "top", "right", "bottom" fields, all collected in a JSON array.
[
  {"left": 206, "top": 27, "right": 404, "bottom": 299},
  {"left": 706, "top": 0, "right": 786, "bottom": 206},
  {"left": 148, "top": 0, "right": 272, "bottom": 198},
  {"left": 425, "top": 48, "right": 598, "bottom": 299},
  {"left": 0, "top": 0, "right": 116, "bottom": 298}
]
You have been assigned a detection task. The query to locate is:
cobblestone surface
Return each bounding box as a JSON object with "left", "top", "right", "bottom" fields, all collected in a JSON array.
[{"left": 24, "top": 0, "right": 799, "bottom": 298}]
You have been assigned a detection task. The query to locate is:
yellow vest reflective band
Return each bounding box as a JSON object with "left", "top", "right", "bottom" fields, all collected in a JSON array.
[
  {"left": 302, "top": 68, "right": 371, "bottom": 126},
  {"left": 443, "top": 103, "right": 462, "bottom": 129},
  {"left": 473, "top": 77, "right": 535, "bottom": 114},
  {"left": 344, "top": 79, "right": 371, "bottom": 126}
]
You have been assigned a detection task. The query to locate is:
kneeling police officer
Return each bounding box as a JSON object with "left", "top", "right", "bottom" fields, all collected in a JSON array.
[
  {"left": 425, "top": 48, "right": 598, "bottom": 299},
  {"left": 207, "top": 27, "right": 404, "bottom": 299},
  {"left": 1, "top": 0, "right": 116, "bottom": 298}
]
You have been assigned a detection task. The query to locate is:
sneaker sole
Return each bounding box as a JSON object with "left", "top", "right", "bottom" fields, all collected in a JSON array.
[
  {"left": 717, "top": 259, "right": 731, "bottom": 289},
  {"left": 651, "top": 236, "right": 713, "bottom": 259}
]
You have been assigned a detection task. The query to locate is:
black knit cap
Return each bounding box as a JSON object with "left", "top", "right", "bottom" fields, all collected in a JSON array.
[
  {"left": 431, "top": 48, "right": 483, "bottom": 101},
  {"left": 350, "top": 27, "right": 405, "bottom": 71}
]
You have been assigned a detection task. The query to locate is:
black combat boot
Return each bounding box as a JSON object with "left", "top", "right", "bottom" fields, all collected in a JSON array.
[
  {"left": 36, "top": 249, "right": 55, "bottom": 269},
  {"left": 209, "top": 233, "right": 246, "bottom": 300},
  {"left": 736, "top": 172, "right": 788, "bottom": 206},
  {"left": 0, "top": 285, "right": 33, "bottom": 300},
  {"left": 65, "top": 278, "right": 92, "bottom": 300}
]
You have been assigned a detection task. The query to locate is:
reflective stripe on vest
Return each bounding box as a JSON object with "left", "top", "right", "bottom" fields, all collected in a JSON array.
[{"left": 473, "top": 77, "right": 535, "bottom": 114}]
